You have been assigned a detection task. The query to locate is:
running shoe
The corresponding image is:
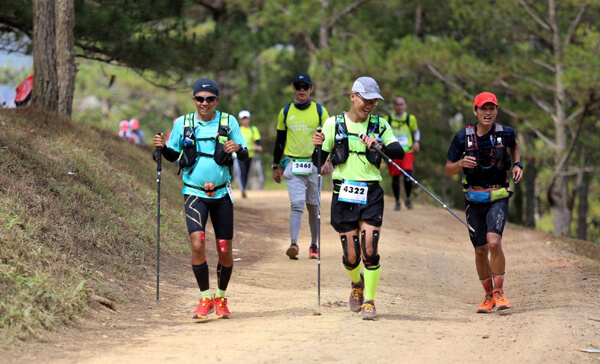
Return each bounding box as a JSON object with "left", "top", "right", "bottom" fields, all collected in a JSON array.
[
  {"left": 476, "top": 295, "right": 496, "bottom": 313},
  {"left": 309, "top": 245, "right": 319, "bottom": 259},
  {"left": 493, "top": 289, "right": 512, "bottom": 310},
  {"left": 214, "top": 296, "right": 231, "bottom": 319},
  {"left": 394, "top": 201, "right": 401, "bottom": 211},
  {"left": 361, "top": 300, "right": 377, "bottom": 320},
  {"left": 349, "top": 278, "right": 364, "bottom": 313},
  {"left": 286, "top": 244, "right": 299, "bottom": 260},
  {"left": 192, "top": 297, "right": 215, "bottom": 319},
  {"left": 405, "top": 199, "right": 414, "bottom": 210}
]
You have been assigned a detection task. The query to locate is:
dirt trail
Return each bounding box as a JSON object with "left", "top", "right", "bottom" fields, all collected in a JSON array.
[{"left": 6, "top": 190, "right": 600, "bottom": 363}]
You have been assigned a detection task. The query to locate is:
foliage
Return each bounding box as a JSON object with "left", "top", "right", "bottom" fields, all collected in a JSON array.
[{"left": 0, "top": 108, "right": 187, "bottom": 343}]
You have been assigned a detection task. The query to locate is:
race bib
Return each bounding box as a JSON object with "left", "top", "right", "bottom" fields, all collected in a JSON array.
[
  {"left": 338, "top": 180, "right": 368, "bottom": 204},
  {"left": 292, "top": 158, "right": 313, "bottom": 175},
  {"left": 396, "top": 135, "right": 410, "bottom": 148}
]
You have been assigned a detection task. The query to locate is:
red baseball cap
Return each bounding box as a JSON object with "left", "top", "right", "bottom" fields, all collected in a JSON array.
[{"left": 473, "top": 92, "right": 498, "bottom": 108}]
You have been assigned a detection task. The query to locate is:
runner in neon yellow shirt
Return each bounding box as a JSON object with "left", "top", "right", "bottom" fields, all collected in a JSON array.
[
  {"left": 312, "top": 77, "right": 404, "bottom": 320},
  {"left": 272, "top": 73, "right": 330, "bottom": 260}
]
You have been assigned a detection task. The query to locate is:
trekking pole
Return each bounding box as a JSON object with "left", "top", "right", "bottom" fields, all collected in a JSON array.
[
  {"left": 153, "top": 134, "right": 162, "bottom": 304},
  {"left": 316, "top": 126, "right": 322, "bottom": 307},
  {"left": 359, "top": 133, "right": 475, "bottom": 233}
]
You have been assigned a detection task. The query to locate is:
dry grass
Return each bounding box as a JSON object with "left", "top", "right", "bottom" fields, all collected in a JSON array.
[{"left": 0, "top": 108, "right": 186, "bottom": 344}]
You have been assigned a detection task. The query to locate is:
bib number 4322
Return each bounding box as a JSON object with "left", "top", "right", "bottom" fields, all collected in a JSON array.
[{"left": 338, "top": 180, "right": 368, "bottom": 205}]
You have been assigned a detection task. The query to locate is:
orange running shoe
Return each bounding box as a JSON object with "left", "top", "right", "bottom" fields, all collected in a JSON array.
[
  {"left": 214, "top": 296, "right": 231, "bottom": 319},
  {"left": 493, "top": 289, "right": 512, "bottom": 310},
  {"left": 309, "top": 245, "right": 318, "bottom": 259},
  {"left": 476, "top": 295, "right": 496, "bottom": 313},
  {"left": 192, "top": 297, "right": 215, "bottom": 319}
]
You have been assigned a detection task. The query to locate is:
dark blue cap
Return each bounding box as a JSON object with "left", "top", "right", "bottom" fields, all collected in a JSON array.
[
  {"left": 293, "top": 73, "right": 312, "bottom": 85},
  {"left": 193, "top": 78, "right": 219, "bottom": 96}
]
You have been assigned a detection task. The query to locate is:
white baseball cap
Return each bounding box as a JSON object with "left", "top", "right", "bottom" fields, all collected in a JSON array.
[
  {"left": 351, "top": 76, "right": 384, "bottom": 100},
  {"left": 238, "top": 110, "right": 251, "bottom": 119}
]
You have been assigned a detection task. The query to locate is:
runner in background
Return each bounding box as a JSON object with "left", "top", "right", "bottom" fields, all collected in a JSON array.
[
  {"left": 386, "top": 96, "right": 420, "bottom": 211},
  {"left": 272, "top": 73, "right": 330, "bottom": 260},
  {"left": 312, "top": 76, "right": 404, "bottom": 320},
  {"left": 237, "top": 110, "right": 262, "bottom": 198},
  {"left": 445, "top": 91, "right": 523, "bottom": 313}
]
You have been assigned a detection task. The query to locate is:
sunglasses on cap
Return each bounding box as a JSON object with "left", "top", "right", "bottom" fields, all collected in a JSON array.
[
  {"left": 193, "top": 95, "right": 218, "bottom": 103},
  {"left": 294, "top": 83, "right": 311, "bottom": 91}
]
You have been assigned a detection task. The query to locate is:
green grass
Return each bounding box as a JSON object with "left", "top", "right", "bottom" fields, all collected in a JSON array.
[{"left": 0, "top": 108, "right": 187, "bottom": 344}]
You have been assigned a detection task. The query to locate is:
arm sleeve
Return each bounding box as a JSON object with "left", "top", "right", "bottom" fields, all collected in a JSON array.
[
  {"left": 273, "top": 129, "right": 287, "bottom": 164},
  {"left": 311, "top": 148, "right": 330, "bottom": 166},
  {"left": 161, "top": 147, "right": 180, "bottom": 163},
  {"left": 382, "top": 142, "right": 405, "bottom": 160},
  {"left": 237, "top": 147, "right": 249, "bottom": 162}
]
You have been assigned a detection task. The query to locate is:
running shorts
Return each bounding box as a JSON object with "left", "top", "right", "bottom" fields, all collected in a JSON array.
[
  {"left": 389, "top": 152, "right": 414, "bottom": 176},
  {"left": 330, "top": 181, "right": 384, "bottom": 233},
  {"left": 184, "top": 194, "right": 234, "bottom": 239},
  {"left": 465, "top": 198, "right": 509, "bottom": 247}
]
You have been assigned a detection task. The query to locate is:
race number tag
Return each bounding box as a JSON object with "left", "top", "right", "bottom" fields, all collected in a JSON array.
[
  {"left": 338, "top": 180, "right": 368, "bottom": 205},
  {"left": 292, "top": 158, "right": 313, "bottom": 175},
  {"left": 396, "top": 135, "right": 410, "bottom": 148}
]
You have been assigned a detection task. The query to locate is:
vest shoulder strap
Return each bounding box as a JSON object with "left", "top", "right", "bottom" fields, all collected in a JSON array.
[
  {"left": 183, "top": 112, "right": 195, "bottom": 128},
  {"left": 282, "top": 103, "right": 292, "bottom": 128}
]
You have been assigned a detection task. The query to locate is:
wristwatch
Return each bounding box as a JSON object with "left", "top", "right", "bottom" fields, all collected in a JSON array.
[
  {"left": 271, "top": 164, "right": 279, "bottom": 170},
  {"left": 513, "top": 161, "right": 523, "bottom": 170}
]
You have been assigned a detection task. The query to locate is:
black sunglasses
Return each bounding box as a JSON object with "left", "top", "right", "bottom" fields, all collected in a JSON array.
[
  {"left": 194, "top": 95, "right": 218, "bottom": 103},
  {"left": 294, "top": 83, "right": 311, "bottom": 91}
]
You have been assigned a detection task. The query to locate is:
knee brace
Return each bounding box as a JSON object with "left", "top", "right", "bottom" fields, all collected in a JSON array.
[
  {"left": 290, "top": 200, "right": 305, "bottom": 213},
  {"left": 361, "top": 230, "right": 380, "bottom": 268},
  {"left": 341, "top": 235, "right": 361, "bottom": 269}
]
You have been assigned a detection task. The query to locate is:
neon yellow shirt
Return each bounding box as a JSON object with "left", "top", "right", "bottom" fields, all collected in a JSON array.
[
  {"left": 241, "top": 125, "right": 261, "bottom": 158},
  {"left": 322, "top": 113, "right": 398, "bottom": 181},
  {"left": 386, "top": 112, "right": 419, "bottom": 152},
  {"left": 277, "top": 102, "right": 330, "bottom": 158}
]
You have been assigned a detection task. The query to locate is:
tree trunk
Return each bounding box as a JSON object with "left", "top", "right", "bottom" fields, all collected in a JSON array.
[
  {"left": 56, "top": 0, "right": 76, "bottom": 116},
  {"left": 547, "top": 0, "right": 571, "bottom": 236},
  {"left": 32, "top": 0, "right": 58, "bottom": 111},
  {"left": 576, "top": 150, "right": 589, "bottom": 240},
  {"left": 414, "top": 5, "right": 424, "bottom": 39},
  {"left": 524, "top": 156, "right": 537, "bottom": 228}
]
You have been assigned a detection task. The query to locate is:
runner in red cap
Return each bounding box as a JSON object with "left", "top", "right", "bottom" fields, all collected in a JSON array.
[{"left": 445, "top": 91, "right": 523, "bottom": 313}]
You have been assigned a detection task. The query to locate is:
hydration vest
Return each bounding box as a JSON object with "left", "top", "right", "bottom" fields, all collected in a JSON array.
[
  {"left": 463, "top": 123, "right": 511, "bottom": 175},
  {"left": 330, "top": 113, "right": 387, "bottom": 168},
  {"left": 178, "top": 112, "right": 233, "bottom": 174}
]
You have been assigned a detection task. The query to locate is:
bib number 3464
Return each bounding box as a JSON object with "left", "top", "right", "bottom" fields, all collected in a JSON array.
[{"left": 338, "top": 180, "right": 368, "bottom": 205}]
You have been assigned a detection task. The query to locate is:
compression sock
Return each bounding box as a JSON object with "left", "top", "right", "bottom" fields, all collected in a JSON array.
[
  {"left": 217, "top": 261, "right": 233, "bottom": 293},
  {"left": 404, "top": 172, "right": 413, "bottom": 198},
  {"left": 493, "top": 273, "right": 505, "bottom": 291},
  {"left": 392, "top": 176, "right": 400, "bottom": 202},
  {"left": 345, "top": 264, "right": 362, "bottom": 285},
  {"left": 307, "top": 203, "right": 319, "bottom": 245},
  {"left": 192, "top": 262, "right": 210, "bottom": 293},
  {"left": 480, "top": 275, "right": 494, "bottom": 296},
  {"left": 363, "top": 265, "right": 381, "bottom": 301}
]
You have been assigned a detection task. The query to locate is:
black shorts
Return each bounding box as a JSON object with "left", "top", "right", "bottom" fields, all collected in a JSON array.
[
  {"left": 330, "top": 181, "right": 384, "bottom": 233},
  {"left": 465, "top": 198, "right": 509, "bottom": 247},
  {"left": 184, "top": 195, "right": 233, "bottom": 239}
]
